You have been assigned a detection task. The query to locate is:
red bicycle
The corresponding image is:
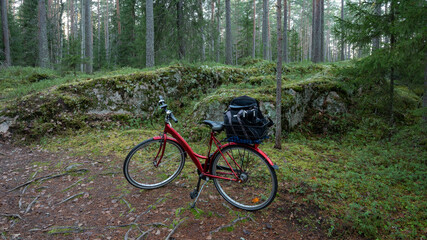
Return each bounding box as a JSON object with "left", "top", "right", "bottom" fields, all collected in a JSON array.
[{"left": 123, "top": 96, "right": 278, "bottom": 211}]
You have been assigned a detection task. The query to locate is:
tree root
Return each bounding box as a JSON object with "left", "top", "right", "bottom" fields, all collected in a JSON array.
[
  {"left": 57, "top": 192, "right": 86, "bottom": 205},
  {"left": 25, "top": 195, "right": 40, "bottom": 214},
  {"left": 7, "top": 169, "right": 88, "bottom": 193},
  {"left": 209, "top": 215, "right": 252, "bottom": 235},
  {"left": 165, "top": 218, "right": 187, "bottom": 240},
  {"left": 0, "top": 213, "right": 23, "bottom": 220}
]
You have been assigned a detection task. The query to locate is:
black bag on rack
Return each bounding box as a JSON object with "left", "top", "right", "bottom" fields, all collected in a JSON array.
[{"left": 224, "top": 96, "right": 273, "bottom": 143}]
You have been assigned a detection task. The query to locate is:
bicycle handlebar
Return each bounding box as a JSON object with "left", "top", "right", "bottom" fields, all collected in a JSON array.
[{"left": 158, "top": 95, "right": 178, "bottom": 123}]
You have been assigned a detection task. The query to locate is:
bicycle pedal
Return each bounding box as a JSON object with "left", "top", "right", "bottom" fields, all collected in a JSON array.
[{"left": 190, "top": 189, "right": 198, "bottom": 199}]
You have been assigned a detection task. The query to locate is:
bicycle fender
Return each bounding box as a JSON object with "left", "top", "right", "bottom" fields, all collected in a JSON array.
[{"left": 222, "top": 143, "right": 279, "bottom": 169}]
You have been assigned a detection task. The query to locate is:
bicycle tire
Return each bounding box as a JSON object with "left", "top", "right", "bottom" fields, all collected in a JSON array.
[
  {"left": 212, "top": 145, "right": 277, "bottom": 211},
  {"left": 123, "top": 138, "right": 186, "bottom": 189}
]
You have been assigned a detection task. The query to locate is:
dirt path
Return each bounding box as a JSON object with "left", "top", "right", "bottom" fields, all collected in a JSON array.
[{"left": 0, "top": 142, "right": 327, "bottom": 240}]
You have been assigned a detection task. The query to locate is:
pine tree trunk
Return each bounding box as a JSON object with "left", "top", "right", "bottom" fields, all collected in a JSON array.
[
  {"left": 38, "top": 0, "right": 50, "bottom": 68},
  {"left": 97, "top": 0, "right": 101, "bottom": 69},
  {"left": 423, "top": 51, "right": 427, "bottom": 122},
  {"left": 389, "top": 1, "right": 395, "bottom": 125},
  {"left": 198, "top": 0, "right": 205, "bottom": 62},
  {"left": 81, "top": 0, "right": 85, "bottom": 72},
  {"left": 275, "top": 0, "right": 282, "bottom": 149},
  {"left": 1, "top": 0, "right": 11, "bottom": 67},
  {"left": 252, "top": 0, "right": 256, "bottom": 58},
  {"left": 84, "top": 0, "right": 93, "bottom": 73},
  {"left": 211, "top": 0, "right": 215, "bottom": 60},
  {"left": 311, "top": 0, "right": 323, "bottom": 63},
  {"left": 177, "top": 0, "right": 185, "bottom": 60},
  {"left": 262, "top": 0, "right": 268, "bottom": 60},
  {"left": 340, "top": 0, "right": 344, "bottom": 61},
  {"left": 216, "top": 0, "right": 220, "bottom": 62},
  {"left": 146, "top": 0, "right": 154, "bottom": 67},
  {"left": 282, "top": 0, "right": 288, "bottom": 63},
  {"left": 268, "top": 16, "right": 272, "bottom": 61},
  {"left": 58, "top": 0, "right": 64, "bottom": 64},
  {"left": 225, "top": 0, "right": 232, "bottom": 65},
  {"left": 116, "top": 0, "right": 121, "bottom": 34},
  {"left": 105, "top": 0, "right": 110, "bottom": 66}
]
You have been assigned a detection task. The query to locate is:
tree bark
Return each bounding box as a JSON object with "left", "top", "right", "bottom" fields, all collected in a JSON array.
[
  {"left": 340, "top": 0, "right": 344, "bottom": 61},
  {"left": 423, "top": 51, "right": 427, "bottom": 122},
  {"left": 225, "top": 0, "right": 232, "bottom": 65},
  {"left": 177, "top": 0, "right": 184, "bottom": 60},
  {"left": 311, "top": 0, "right": 323, "bottom": 63},
  {"left": 274, "top": 0, "right": 282, "bottom": 149},
  {"left": 84, "top": 0, "right": 93, "bottom": 73},
  {"left": 104, "top": 0, "right": 110, "bottom": 66},
  {"left": 38, "top": 0, "right": 50, "bottom": 68},
  {"left": 198, "top": 0, "right": 206, "bottom": 62},
  {"left": 216, "top": 0, "right": 220, "bottom": 62},
  {"left": 252, "top": 0, "right": 256, "bottom": 58},
  {"left": 97, "top": 0, "right": 101, "bottom": 68},
  {"left": 1, "top": 0, "right": 11, "bottom": 67},
  {"left": 389, "top": 1, "right": 395, "bottom": 125},
  {"left": 282, "top": 0, "right": 288, "bottom": 63},
  {"left": 262, "top": 0, "right": 269, "bottom": 60},
  {"left": 81, "top": 0, "right": 85, "bottom": 72},
  {"left": 116, "top": 0, "right": 120, "bottom": 34},
  {"left": 146, "top": 0, "right": 154, "bottom": 67}
]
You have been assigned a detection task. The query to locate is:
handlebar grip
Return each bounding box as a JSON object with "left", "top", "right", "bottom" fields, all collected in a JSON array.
[{"left": 170, "top": 113, "right": 178, "bottom": 123}]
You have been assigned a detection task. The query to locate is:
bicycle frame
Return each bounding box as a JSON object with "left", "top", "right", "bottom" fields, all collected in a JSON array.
[{"left": 153, "top": 123, "right": 277, "bottom": 181}]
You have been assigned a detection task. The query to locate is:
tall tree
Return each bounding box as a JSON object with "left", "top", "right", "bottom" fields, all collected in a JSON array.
[
  {"left": 177, "top": 0, "right": 185, "bottom": 60},
  {"left": 225, "top": 0, "right": 232, "bottom": 64},
  {"left": 104, "top": 0, "right": 110, "bottom": 66},
  {"left": 337, "top": 0, "right": 426, "bottom": 126},
  {"left": 262, "top": 0, "right": 269, "bottom": 60},
  {"left": 340, "top": 0, "right": 344, "bottom": 60},
  {"left": 311, "top": 0, "right": 324, "bottom": 63},
  {"left": 252, "top": 0, "right": 256, "bottom": 58},
  {"left": 216, "top": 0, "right": 220, "bottom": 62},
  {"left": 38, "top": 0, "right": 50, "bottom": 68},
  {"left": 84, "top": 0, "right": 93, "bottom": 73},
  {"left": 282, "top": 0, "right": 288, "bottom": 63},
  {"left": 1, "top": 0, "right": 11, "bottom": 66},
  {"left": 116, "top": 0, "right": 120, "bottom": 34},
  {"left": 198, "top": 0, "right": 206, "bottom": 61},
  {"left": 146, "top": 0, "right": 154, "bottom": 67},
  {"left": 275, "top": 0, "right": 282, "bottom": 149}
]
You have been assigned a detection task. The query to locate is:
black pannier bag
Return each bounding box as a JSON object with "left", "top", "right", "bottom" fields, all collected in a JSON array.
[{"left": 224, "top": 96, "right": 274, "bottom": 144}]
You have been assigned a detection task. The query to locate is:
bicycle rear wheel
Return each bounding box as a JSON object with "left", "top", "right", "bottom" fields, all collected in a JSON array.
[
  {"left": 212, "top": 145, "right": 277, "bottom": 211},
  {"left": 123, "top": 138, "right": 185, "bottom": 189}
]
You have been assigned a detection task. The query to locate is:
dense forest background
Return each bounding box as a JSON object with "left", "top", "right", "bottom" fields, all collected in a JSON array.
[{"left": 1, "top": 0, "right": 426, "bottom": 120}]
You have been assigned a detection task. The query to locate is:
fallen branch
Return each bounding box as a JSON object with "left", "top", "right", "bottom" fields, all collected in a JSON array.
[
  {"left": 25, "top": 195, "right": 40, "bottom": 214},
  {"left": 165, "top": 218, "right": 187, "bottom": 240},
  {"left": 57, "top": 192, "right": 86, "bottom": 205},
  {"left": 7, "top": 169, "right": 88, "bottom": 192}
]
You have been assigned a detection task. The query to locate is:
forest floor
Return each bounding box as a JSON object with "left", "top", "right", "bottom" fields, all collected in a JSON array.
[{"left": 0, "top": 141, "right": 348, "bottom": 240}]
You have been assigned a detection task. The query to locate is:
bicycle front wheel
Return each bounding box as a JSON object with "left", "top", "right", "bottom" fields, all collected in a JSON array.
[
  {"left": 212, "top": 145, "right": 277, "bottom": 211},
  {"left": 123, "top": 138, "right": 186, "bottom": 189}
]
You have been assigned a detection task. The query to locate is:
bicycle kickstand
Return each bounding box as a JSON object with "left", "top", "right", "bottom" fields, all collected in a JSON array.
[{"left": 190, "top": 175, "right": 209, "bottom": 209}]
